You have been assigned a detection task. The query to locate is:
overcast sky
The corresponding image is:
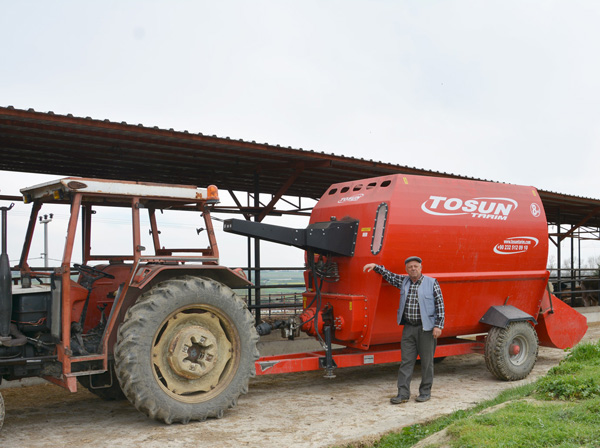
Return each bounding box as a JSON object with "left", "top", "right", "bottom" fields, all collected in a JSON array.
[{"left": 1, "top": 1, "right": 600, "bottom": 267}]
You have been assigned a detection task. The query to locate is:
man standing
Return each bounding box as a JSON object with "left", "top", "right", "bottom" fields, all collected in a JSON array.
[{"left": 363, "top": 256, "right": 444, "bottom": 404}]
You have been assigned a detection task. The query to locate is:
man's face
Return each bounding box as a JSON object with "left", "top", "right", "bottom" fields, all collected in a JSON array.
[{"left": 405, "top": 261, "right": 422, "bottom": 280}]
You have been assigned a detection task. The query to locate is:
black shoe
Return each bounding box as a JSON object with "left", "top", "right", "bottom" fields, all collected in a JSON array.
[
  {"left": 415, "top": 395, "right": 430, "bottom": 402},
  {"left": 390, "top": 395, "right": 409, "bottom": 404}
]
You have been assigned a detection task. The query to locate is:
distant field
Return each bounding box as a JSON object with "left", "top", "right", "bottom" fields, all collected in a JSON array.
[
  {"left": 10, "top": 268, "right": 306, "bottom": 295},
  {"left": 238, "top": 269, "right": 305, "bottom": 296}
]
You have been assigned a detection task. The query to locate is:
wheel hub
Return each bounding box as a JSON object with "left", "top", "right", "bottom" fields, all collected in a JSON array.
[
  {"left": 153, "top": 311, "right": 233, "bottom": 395},
  {"left": 167, "top": 325, "right": 219, "bottom": 379},
  {"left": 508, "top": 336, "right": 527, "bottom": 365}
]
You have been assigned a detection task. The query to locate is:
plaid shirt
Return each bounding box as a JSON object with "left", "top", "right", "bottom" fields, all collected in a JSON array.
[
  {"left": 374, "top": 265, "right": 445, "bottom": 329},
  {"left": 404, "top": 276, "right": 424, "bottom": 325}
]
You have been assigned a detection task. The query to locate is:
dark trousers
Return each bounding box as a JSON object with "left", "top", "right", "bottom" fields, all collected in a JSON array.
[{"left": 397, "top": 323, "right": 436, "bottom": 399}]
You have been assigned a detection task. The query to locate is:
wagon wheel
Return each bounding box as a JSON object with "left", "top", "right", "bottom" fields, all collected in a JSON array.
[
  {"left": 484, "top": 321, "right": 539, "bottom": 381},
  {"left": 114, "top": 276, "right": 259, "bottom": 424}
]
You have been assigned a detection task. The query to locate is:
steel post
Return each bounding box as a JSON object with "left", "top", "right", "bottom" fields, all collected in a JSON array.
[{"left": 0, "top": 203, "right": 14, "bottom": 339}]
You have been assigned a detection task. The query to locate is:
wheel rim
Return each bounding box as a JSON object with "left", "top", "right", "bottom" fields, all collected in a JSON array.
[
  {"left": 508, "top": 335, "right": 528, "bottom": 366},
  {"left": 152, "top": 305, "right": 240, "bottom": 403}
]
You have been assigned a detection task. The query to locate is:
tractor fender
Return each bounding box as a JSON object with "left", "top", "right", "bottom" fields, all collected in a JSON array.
[
  {"left": 105, "top": 266, "right": 253, "bottom": 354},
  {"left": 479, "top": 305, "right": 537, "bottom": 329},
  {"left": 132, "top": 265, "right": 252, "bottom": 292}
]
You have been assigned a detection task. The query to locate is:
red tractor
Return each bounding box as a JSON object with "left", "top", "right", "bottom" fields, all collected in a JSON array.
[{"left": 0, "top": 178, "right": 258, "bottom": 429}]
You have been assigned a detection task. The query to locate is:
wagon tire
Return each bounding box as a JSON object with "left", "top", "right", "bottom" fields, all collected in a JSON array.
[
  {"left": 77, "top": 361, "right": 126, "bottom": 401},
  {"left": 114, "top": 276, "right": 259, "bottom": 424},
  {"left": 484, "top": 321, "right": 538, "bottom": 381}
]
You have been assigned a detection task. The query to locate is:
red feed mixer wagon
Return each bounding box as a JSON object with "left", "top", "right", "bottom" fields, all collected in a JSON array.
[{"left": 224, "top": 174, "right": 588, "bottom": 381}]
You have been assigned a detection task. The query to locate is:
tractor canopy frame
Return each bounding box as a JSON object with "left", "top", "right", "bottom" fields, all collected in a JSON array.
[{"left": 12, "top": 177, "right": 250, "bottom": 392}]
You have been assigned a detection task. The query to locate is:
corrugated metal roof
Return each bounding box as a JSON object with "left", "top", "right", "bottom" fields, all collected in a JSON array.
[{"left": 1, "top": 105, "right": 599, "bottom": 231}]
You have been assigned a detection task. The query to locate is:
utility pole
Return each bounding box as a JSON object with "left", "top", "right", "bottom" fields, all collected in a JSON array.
[{"left": 39, "top": 213, "right": 53, "bottom": 268}]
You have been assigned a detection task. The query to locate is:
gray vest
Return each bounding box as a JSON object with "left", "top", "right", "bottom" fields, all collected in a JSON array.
[{"left": 397, "top": 275, "right": 438, "bottom": 331}]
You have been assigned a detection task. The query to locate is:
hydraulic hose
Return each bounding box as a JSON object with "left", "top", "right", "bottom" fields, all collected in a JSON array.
[{"left": 0, "top": 324, "right": 27, "bottom": 347}]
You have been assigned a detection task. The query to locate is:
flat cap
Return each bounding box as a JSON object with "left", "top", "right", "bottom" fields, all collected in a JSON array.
[{"left": 404, "top": 256, "right": 422, "bottom": 264}]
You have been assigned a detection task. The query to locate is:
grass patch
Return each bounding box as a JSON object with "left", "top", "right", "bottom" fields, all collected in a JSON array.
[
  {"left": 446, "top": 398, "right": 600, "bottom": 447},
  {"left": 362, "top": 339, "right": 600, "bottom": 448},
  {"left": 369, "top": 383, "right": 537, "bottom": 448},
  {"left": 535, "top": 340, "right": 600, "bottom": 401},
  {"left": 535, "top": 371, "right": 600, "bottom": 400}
]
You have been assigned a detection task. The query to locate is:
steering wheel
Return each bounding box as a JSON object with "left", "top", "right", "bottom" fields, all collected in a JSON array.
[{"left": 73, "top": 263, "right": 115, "bottom": 280}]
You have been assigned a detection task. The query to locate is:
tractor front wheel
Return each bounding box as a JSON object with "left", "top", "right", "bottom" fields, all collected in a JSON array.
[
  {"left": 114, "top": 276, "right": 258, "bottom": 424},
  {"left": 484, "top": 321, "right": 538, "bottom": 381}
]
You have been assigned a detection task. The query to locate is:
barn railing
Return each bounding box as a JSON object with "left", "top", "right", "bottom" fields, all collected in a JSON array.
[{"left": 548, "top": 267, "right": 600, "bottom": 307}]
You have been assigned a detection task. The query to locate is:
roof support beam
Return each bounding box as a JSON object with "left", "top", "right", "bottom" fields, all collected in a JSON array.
[
  {"left": 257, "top": 167, "right": 305, "bottom": 222},
  {"left": 227, "top": 189, "right": 252, "bottom": 221},
  {"left": 559, "top": 206, "right": 600, "bottom": 242}
]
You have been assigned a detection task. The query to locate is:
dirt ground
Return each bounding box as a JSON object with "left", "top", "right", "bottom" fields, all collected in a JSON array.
[{"left": 1, "top": 323, "right": 599, "bottom": 448}]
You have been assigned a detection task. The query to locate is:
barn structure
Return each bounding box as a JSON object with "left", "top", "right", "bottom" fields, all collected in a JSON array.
[{"left": 1, "top": 105, "right": 599, "bottom": 315}]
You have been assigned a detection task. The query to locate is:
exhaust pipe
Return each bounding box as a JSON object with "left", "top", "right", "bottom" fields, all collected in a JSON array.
[{"left": 0, "top": 203, "right": 14, "bottom": 341}]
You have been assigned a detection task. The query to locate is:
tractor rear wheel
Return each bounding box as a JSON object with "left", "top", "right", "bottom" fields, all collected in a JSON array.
[
  {"left": 484, "top": 321, "right": 538, "bottom": 381},
  {"left": 114, "top": 276, "right": 259, "bottom": 424}
]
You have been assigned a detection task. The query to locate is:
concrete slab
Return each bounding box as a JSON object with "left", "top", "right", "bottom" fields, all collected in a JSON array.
[{"left": 578, "top": 305, "right": 600, "bottom": 323}]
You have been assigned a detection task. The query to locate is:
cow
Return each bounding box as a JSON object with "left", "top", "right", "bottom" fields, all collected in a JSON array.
[{"left": 580, "top": 278, "right": 600, "bottom": 307}]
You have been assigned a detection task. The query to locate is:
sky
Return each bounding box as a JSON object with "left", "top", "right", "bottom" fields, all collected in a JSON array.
[{"left": 1, "top": 1, "right": 600, "bottom": 268}]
